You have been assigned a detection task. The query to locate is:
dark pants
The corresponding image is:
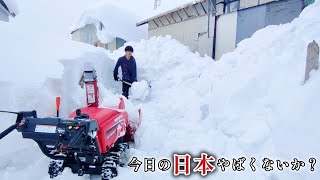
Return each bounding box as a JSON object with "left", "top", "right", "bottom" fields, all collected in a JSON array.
[{"left": 122, "top": 82, "right": 131, "bottom": 99}]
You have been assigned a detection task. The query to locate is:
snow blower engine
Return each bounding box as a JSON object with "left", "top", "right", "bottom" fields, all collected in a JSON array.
[{"left": 0, "top": 70, "right": 141, "bottom": 180}]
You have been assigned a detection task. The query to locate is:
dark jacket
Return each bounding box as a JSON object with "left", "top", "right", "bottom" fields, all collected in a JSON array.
[{"left": 114, "top": 56, "right": 137, "bottom": 83}]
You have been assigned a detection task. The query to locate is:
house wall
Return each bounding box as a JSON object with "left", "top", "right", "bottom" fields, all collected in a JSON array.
[
  {"left": 0, "top": 7, "right": 9, "bottom": 22},
  {"left": 223, "top": 0, "right": 240, "bottom": 14},
  {"left": 107, "top": 38, "right": 117, "bottom": 52},
  {"left": 144, "top": 0, "right": 302, "bottom": 59},
  {"left": 236, "top": 0, "right": 303, "bottom": 44},
  {"left": 116, "top": 38, "right": 126, "bottom": 49},
  {"left": 148, "top": 14, "right": 215, "bottom": 57},
  {"left": 236, "top": 5, "right": 266, "bottom": 44},
  {"left": 71, "top": 24, "right": 99, "bottom": 45},
  {"left": 103, "top": 38, "right": 126, "bottom": 52},
  {"left": 71, "top": 30, "right": 81, "bottom": 42},
  {"left": 215, "top": 12, "right": 238, "bottom": 60},
  {"left": 304, "top": 0, "right": 315, "bottom": 5},
  {"left": 137, "top": 0, "right": 306, "bottom": 60},
  {"left": 240, "top": 0, "right": 276, "bottom": 9},
  {"left": 72, "top": 24, "right": 126, "bottom": 52},
  {"left": 265, "top": 0, "right": 303, "bottom": 26}
]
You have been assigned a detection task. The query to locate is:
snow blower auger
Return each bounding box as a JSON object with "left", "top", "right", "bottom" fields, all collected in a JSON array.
[{"left": 0, "top": 70, "right": 141, "bottom": 180}]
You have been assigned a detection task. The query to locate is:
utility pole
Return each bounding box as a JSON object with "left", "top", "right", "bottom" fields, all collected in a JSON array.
[{"left": 154, "top": 0, "right": 161, "bottom": 10}]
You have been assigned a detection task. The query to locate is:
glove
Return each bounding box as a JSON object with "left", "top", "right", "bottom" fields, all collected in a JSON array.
[{"left": 114, "top": 76, "right": 119, "bottom": 81}]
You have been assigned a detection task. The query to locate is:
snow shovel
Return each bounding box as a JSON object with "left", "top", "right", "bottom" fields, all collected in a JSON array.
[
  {"left": 119, "top": 79, "right": 133, "bottom": 86},
  {"left": 118, "top": 78, "right": 151, "bottom": 88}
]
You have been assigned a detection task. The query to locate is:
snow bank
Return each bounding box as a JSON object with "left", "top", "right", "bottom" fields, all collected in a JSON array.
[
  {"left": 1, "top": 1, "right": 320, "bottom": 180},
  {"left": 0, "top": 3, "right": 109, "bottom": 179},
  {"left": 59, "top": 51, "right": 141, "bottom": 126},
  {"left": 0, "top": 20, "right": 102, "bottom": 117},
  {"left": 59, "top": 50, "right": 118, "bottom": 115},
  {"left": 0, "top": 22, "right": 100, "bottom": 84},
  {"left": 106, "top": 1, "right": 320, "bottom": 180},
  {"left": 70, "top": 1, "right": 147, "bottom": 43}
]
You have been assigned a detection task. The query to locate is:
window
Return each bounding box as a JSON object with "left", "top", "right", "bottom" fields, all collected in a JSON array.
[
  {"left": 305, "top": 0, "right": 315, "bottom": 5},
  {"left": 116, "top": 38, "right": 126, "bottom": 49}
]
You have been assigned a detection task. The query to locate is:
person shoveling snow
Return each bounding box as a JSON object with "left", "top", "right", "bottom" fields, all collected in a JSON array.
[
  {"left": 113, "top": 46, "right": 137, "bottom": 99},
  {"left": 113, "top": 46, "right": 150, "bottom": 99}
]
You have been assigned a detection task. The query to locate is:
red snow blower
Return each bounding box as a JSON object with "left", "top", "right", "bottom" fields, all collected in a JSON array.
[{"left": 0, "top": 70, "right": 141, "bottom": 180}]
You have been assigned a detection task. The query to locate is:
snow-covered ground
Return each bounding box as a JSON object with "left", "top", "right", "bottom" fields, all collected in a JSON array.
[{"left": 0, "top": 0, "right": 320, "bottom": 180}]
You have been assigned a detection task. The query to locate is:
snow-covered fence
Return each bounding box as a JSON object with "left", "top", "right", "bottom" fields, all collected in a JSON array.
[{"left": 304, "top": 40, "right": 319, "bottom": 83}]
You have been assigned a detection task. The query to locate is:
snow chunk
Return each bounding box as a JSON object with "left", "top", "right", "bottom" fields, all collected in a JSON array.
[
  {"left": 98, "top": 83, "right": 121, "bottom": 108},
  {"left": 130, "top": 80, "right": 150, "bottom": 101}
]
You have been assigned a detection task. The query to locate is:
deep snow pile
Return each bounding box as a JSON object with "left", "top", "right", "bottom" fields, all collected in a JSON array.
[
  {"left": 105, "top": 2, "right": 320, "bottom": 180},
  {"left": 0, "top": 0, "right": 210, "bottom": 180},
  {"left": 58, "top": 51, "right": 142, "bottom": 130},
  {"left": 0, "top": 2, "right": 111, "bottom": 179},
  {"left": 0, "top": 21, "right": 103, "bottom": 84}
]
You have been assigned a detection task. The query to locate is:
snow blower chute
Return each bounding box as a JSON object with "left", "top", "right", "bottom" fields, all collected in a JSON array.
[{"left": 0, "top": 70, "right": 141, "bottom": 180}]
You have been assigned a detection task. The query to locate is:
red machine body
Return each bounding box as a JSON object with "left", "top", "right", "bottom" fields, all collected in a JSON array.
[
  {"left": 69, "top": 70, "right": 139, "bottom": 153},
  {"left": 69, "top": 101, "right": 134, "bottom": 153},
  {"left": 85, "top": 80, "right": 99, "bottom": 107}
]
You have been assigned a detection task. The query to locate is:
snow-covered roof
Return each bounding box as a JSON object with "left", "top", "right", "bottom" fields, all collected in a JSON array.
[
  {"left": 0, "top": 0, "right": 19, "bottom": 17},
  {"left": 70, "top": 2, "right": 147, "bottom": 44},
  {"left": 136, "top": 0, "right": 207, "bottom": 26}
]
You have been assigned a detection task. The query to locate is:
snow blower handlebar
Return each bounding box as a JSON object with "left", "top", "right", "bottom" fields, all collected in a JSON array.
[
  {"left": 0, "top": 110, "right": 37, "bottom": 139},
  {"left": 56, "top": 97, "right": 61, "bottom": 117},
  {"left": 0, "top": 123, "right": 18, "bottom": 140}
]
